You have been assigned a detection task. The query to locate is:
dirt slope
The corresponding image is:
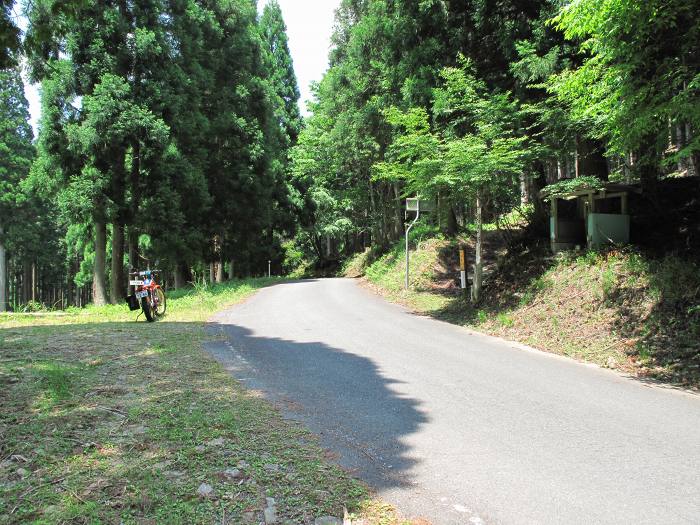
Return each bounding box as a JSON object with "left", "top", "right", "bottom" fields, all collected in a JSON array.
[{"left": 346, "top": 235, "right": 700, "bottom": 389}]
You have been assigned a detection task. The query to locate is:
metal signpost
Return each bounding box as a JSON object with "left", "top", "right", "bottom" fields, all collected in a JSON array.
[
  {"left": 405, "top": 198, "right": 435, "bottom": 289},
  {"left": 459, "top": 248, "right": 467, "bottom": 291}
]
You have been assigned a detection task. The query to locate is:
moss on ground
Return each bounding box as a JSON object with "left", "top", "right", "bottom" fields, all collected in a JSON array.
[{"left": 0, "top": 279, "right": 402, "bottom": 524}]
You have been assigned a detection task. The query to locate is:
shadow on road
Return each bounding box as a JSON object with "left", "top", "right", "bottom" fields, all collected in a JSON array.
[{"left": 206, "top": 321, "right": 429, "bottom": 491}]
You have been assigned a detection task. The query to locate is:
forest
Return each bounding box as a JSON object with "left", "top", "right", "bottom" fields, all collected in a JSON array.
[
  {"left": 1, "top": 0, "right": 699, "bottom": 311},
  {"left": 291, "top": 0, "right": 699, "bottom": 266},
  {"left": 0, "top": 0, "right": 303, "bottom": 310}
]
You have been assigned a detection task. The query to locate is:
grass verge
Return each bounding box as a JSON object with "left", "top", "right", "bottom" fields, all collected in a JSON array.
[
  {"left": 347, "top": 237, "right": 700, "bottom": 390},
  {"left": 0, "top": 278, "right": 401, "bottom": 524}
]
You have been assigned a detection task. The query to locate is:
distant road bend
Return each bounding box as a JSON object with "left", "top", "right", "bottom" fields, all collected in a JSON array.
[{"left": 207, "top": 278, "right": 700, "bottom": 525}]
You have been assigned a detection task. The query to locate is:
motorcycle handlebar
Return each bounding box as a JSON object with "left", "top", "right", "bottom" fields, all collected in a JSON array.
[{"left": 129, "top": 270, "right": 160, "bottom": 276}]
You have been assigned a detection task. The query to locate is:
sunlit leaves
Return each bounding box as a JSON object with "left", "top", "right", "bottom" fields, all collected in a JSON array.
[
  {"left": 377, "top": 60, "right": 529, "bottom": 207},
  {"left": 551, "top": 0, "right": 700, "bottom": 164}
]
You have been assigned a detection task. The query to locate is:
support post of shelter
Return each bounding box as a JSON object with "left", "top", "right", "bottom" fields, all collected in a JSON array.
[{"left": 551, "top": 199, "right": 559, "bottom": 251}]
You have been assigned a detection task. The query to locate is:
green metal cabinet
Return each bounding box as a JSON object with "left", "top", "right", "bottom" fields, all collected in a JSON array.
[{"left": 587, "top": 213, "right": 630, "bottom": 247}]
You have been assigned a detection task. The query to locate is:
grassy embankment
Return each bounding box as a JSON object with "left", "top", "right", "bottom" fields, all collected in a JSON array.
[
  {"left": 345, "top": 232, "right": 700, "bottom": 389},
  {"left": 0, "top": 279, "right": 400, "bottom": 525}
]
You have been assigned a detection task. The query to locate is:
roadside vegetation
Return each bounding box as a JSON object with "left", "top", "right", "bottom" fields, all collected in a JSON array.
[
  {"left": 0, "top": 279, "right": 401, "bottom": 525},
  {"left": 346, "top": 233, "right": 700, "bottom": 390},
  {"left": 2, "top": 0, "right": 698, "bottom": 523}
]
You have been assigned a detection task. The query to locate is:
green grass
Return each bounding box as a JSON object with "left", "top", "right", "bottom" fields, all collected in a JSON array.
[
  {"left": 0, "top": 278, "right": 402, "bottom": 524},
  {"left": 30, "top": 362, "right": 80, "bottom": 403},
  {"left": 496, "top": 313, "right": 514, "bottom": 328},
  {"left": 349, "top": 234, "right": 700, "bottom": 389},
  {"left": 355, "top": 238, "right": 454, "bottom": 315}
]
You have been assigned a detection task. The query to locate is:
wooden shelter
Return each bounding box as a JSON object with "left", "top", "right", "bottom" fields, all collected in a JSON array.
[{"left": 541, "top": 182, "right": 641, "bottom": 253}]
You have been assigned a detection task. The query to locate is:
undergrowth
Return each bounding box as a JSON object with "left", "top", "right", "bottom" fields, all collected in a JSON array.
[{"left": 348, "top": 234, "right": 700, "bottom": 389}]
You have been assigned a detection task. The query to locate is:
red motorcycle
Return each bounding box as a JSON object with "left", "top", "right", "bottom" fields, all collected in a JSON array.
[{"left": 126, "top": 270, "right": 166, "bottom": 322}]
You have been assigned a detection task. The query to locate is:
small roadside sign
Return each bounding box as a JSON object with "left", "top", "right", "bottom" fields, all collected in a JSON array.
[
  {"left": 406, "top": 198, "right": 435, "bottom": 213},
  {"left": 404, "top": 196, "right": 434, "bottom": 289}
]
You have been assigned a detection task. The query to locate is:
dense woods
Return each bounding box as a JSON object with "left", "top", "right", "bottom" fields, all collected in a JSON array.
[
  {"left": 1, "top": 0, "right": 302, "bottom": 310},
  {"left": 291, "top": 0, "right": 700, "bottom": 267},
  {"left": 1, "top": 0, "right": 699, "bottom": 310}
]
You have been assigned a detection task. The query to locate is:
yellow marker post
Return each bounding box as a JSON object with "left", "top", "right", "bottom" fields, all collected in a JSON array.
[{"left": 459, "top": 248, "right": 467, "bottom": 289}]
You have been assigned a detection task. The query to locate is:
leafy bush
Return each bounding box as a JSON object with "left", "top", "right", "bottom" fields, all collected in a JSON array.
[
  {"left": 282, "top": 240, "right": 306, "bottom": 275},
  {"left": 21, "top": 300, "right": 46, "bottom": 313}
]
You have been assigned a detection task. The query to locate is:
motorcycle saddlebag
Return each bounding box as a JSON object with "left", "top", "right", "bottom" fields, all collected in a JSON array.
[{"left": 126, "top": 294, "right": 140, "bottom": 311}]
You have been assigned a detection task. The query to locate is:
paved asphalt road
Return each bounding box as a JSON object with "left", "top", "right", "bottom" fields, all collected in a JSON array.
[{"left": 207, "top": 278, "right": 700, "bottom": 525}]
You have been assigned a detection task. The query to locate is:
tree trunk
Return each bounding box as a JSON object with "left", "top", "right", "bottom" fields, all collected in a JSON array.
[
  {"left": 22, "top": 260, "right": 30, "bottom": 303},
  {"left": 637, "top": 131, "right": 661, "bottom": 202},
  {"left": 446, "top": 201, "right": 458, "bottom": 237},
  {"left": 216, "top": 260, "right": 224, "bottom": 282},
  {"left": 209, "top": 262, "right": 215, "bottom": 284},
  {"left": 520, "top": 173, "right": 530, "bottom": 205},
  {"left": 110, "top": 221, "right": 125, "bottom": 303},
  {"left": 368, "top": 179, "right": 379, "bottom": 247},
  {"left": 173, "top": 263, "right": 185, "bottom": 288},
  {"left": 31, "top": 262, "right": 37, "bottom": 303},
  {"left": 128, "top": 138, "right": 141, "bottom": 291},
  {"left": 532, "top": 162, "right": 549, "bottom": 219},
  {"left": 471, "top": 190, "right": 484, "bottom": 304},
  {"left": 393, "top": 183, "right": 403, "bottom": 240},
  {"left": 0, "top": 224, "right": 6, "bottom": 312},
  {"left": 676, "top": 124, "right": 685, "bottom": 173},
  {"left": 93, "top": 220, "right": 108, "bottom": 306},
  {"left": 380, "top": 185, "right": 390, "bottom": 246},
  {"left": 687, "top": 123, "right": 697, "bottom": 177}
]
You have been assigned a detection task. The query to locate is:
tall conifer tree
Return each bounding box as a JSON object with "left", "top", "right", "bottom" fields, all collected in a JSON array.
[
  {"left": 0, "top": 68, "right": 34, "bottom": 310},
  {"left": 259, "top": 0, "right": 302, "bottom": 146},
  {"left": 0, "top": 0, "right": 20, "bottom": 67}
]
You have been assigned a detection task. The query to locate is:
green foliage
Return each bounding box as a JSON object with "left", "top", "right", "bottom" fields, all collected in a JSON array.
[
  {"left": 376, "top": 58, "right": 529, "bottom": 228},
  {"left": 0, "top": 0, "right": 20, "bottom": 67},
  {"left": 601, "top": 265, "right": 617, "bottom": 302},
  {"left": 12, "top": 0, "right": 300, "bottom": 309},
  {"left": 31, "top": 361, "right": 76, "bottom": 401},
  {"left": 0, "top": 67, "right": 34, "bottom": 226},
  {"left": 497, "top": 313, "right": 514, "bottom": 327},
  {"left": 540, "top": 176, "right": 606, "bottom": 200},
  {"left": 550, "top": 0, "right": 700, "bottom": 170},
  {"left": 373, "top": 107, "right": 443, "bottom": 194},
  {"left": 260, "top": 0, "right": 303, "bottom": 147},
  {"left": 20, "top": 300, "right": 46, "bottom": 313},
  {"left": 6, "top": 0, "right": 699, "bottom": 310},
  {"left": 281, "top": 240, "right": 305, "bottom": 275}
]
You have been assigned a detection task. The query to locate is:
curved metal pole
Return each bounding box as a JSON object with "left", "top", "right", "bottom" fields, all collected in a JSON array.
[{"left": 405, "top": 204, "right": 421, "bottom": 290}]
